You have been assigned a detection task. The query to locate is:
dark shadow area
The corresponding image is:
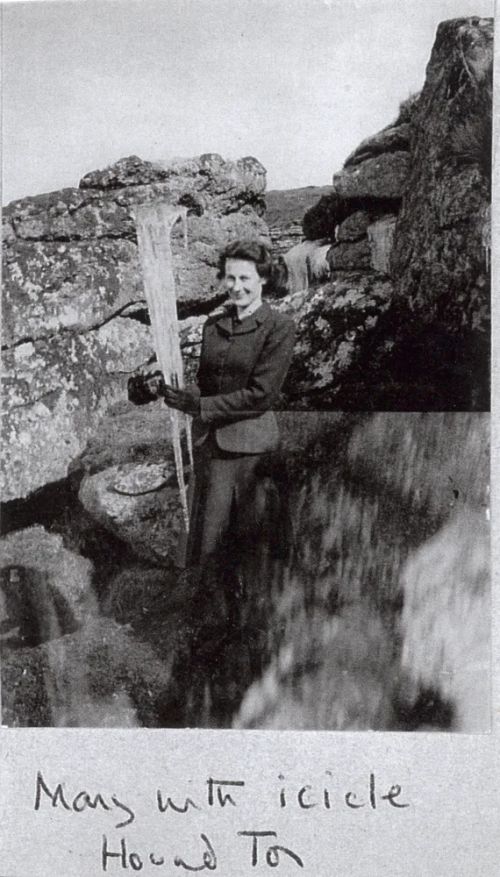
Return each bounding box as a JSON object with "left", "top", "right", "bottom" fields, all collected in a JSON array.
[
  {"left": 0, "top": 564, "right": 78, "bottom": 649},
  {"left": 0, "top": 413, "right": 490, "bottom": 731},
  {"left": 392, "top": 687, "right": 455, "bottom": 731}
]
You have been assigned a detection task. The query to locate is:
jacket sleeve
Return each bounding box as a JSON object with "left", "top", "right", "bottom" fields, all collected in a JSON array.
[{"left": 199, "top": 316, "right": 295, "bottom": 425}]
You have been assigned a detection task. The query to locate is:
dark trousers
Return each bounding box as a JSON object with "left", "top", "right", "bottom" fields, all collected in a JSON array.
[
  {"left": 182, "top": 434, "right": 262, "bottom": 569},
  {"left": 172, "top": 436, "right": 290, "bottom": 726}
]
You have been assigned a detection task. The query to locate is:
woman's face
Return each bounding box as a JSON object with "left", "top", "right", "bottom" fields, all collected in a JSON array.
[{"left": 224, "top": 258, "right": 264, "bottom": 315}]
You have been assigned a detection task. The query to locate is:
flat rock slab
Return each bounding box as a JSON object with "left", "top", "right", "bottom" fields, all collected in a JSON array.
[
  {"left": 332, "top": 151, "right": 410, "bottom": 200},
  {"left": 78, "top": 462, "right": 185, "bottom": 566},
  {"left": 344, "top": 122, "right": 412, "bottom": 168}
]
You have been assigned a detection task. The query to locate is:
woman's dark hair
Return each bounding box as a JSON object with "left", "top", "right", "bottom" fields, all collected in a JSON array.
[{"left": 217, "top": 239, "right": 273, "bottom": 281}]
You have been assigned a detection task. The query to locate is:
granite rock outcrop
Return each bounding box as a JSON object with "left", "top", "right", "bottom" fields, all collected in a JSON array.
[
  {"left": 3, "top": 19, "right": 491, "bottom": 502},
  {"left": 2, "top": 154, "right": 269, "bottom": 501},
  {"left": 288, "top": 16, "right": 491, "bottom": 410}
]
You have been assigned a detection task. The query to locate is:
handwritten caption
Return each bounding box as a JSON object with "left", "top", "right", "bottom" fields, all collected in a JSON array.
[{"left": 33, "top": 770, "right": 410, "bottom": 872}]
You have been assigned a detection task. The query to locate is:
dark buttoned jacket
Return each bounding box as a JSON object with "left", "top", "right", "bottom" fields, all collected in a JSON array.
[{"left": 191, "top": 301, "right": 295, "bottom": 454}]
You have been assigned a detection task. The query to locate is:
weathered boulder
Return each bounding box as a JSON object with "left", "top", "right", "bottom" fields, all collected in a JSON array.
[
  {"left": 332, "top": 151, "right": 410, "bottom": 200},
  {"left": 302, "top": 191, "right": 401, "bottom": 242},
  {"left": 2, "top": 316, "right": 152, "bottom": 500},
  {"left": 283, "top": 275, "right": 393, "bottom": 407},
  {"left": 391, "top": 17, "right": 492, "bottom": 329},
  {"left": 296, "top": 16, "right": 491, "bottom": 410},
  {"left": 303, "top": 215, "right": 395, "bottom": 281},
  {"left": 80, "top": 153, "right": 267, "bottom": 214},
  {"left": 2, "top": 238, "right": 141, "bottom": 347},
  {"left": 78, "top": 461, "right": 185, "bottom": 566},
  {"left": 344, "top": 122, "right": 411, "bottom": 168},
  {"left": 2, "top": 157, "right": 269, "bottom": 343},
  {"left": 302, "top": 112, "right": 412, "bottom": 244},
  {"left": 327, "top": 239, "right": 371, "bottom": 272},
  {"left": 337, "top": 210, "right": 371, "bottom": 242},
  {"left": 0, "top": 526, "right": 95, "bottom": 633},
  {"left": 4, "top": 186, "right": 135, "bottom": 242}
]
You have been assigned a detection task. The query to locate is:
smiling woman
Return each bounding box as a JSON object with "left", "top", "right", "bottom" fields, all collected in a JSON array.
[
  {"left": 127, "top": 239, "right": 295, "bottom": 723},
  {"left": 129, "top": 239, "right": 295, "bottom": 568},
  {"left": 167, "top": 240, "right": 295, "bottom": 568},
  {"left": 223, "top": 254, "right": 266, "bottom": 317}
]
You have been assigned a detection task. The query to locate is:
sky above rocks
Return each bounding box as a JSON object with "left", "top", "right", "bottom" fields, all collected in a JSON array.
[{"left": 1, "top": 0, "right": 494, "bottom": 203}]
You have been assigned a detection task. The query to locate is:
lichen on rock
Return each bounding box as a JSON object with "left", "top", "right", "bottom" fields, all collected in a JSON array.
[{"left": 2, "top": 153, "right": 270, "bottom": 502}]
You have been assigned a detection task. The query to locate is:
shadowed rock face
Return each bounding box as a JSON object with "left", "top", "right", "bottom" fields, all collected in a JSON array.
[
  {"left": 391, "top": 17, "right": 492, "bottom": 321},
  {"left": 337, "top": 210, "right": 371, "bottom": 242},
  {"left": 0, "top": 527, "right": 95, "bottom": 627},
  {"left": 280, "top": 16, "right": 491, "bottom": 411}
]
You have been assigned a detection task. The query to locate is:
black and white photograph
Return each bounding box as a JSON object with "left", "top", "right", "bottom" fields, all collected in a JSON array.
[{"left": 0, "top": 0, "right": 493, "bottom": 740}]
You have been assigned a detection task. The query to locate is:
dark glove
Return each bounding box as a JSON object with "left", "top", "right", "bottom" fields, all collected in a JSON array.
[
  {"left": 128, "top": 370, "right": 166, "bottom": 406},
  {"left": 163, "top": 385, "right": 200, "bottom": 416}
]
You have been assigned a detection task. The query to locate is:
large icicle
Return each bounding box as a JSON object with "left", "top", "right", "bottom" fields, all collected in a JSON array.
[{"left": 134, "top": 202, "right": 192, "bottom": 531}]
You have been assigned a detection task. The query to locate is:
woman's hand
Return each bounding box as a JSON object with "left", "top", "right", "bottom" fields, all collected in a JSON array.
[
  {"left": 128, "top": 370, "right": 166, "bottom": 405},
  {"left": 163, "top": 385, "right": 200, "bottom": 416}
]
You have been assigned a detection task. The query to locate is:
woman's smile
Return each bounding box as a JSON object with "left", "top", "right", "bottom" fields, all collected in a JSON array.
[{"left": 224, "top": 258, "right": 265, "bottom": 316}]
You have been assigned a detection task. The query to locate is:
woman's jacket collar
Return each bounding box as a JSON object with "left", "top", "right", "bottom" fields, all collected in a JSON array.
[{"left": 213, "top": 301, "right": 272, "bottom": 336}]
